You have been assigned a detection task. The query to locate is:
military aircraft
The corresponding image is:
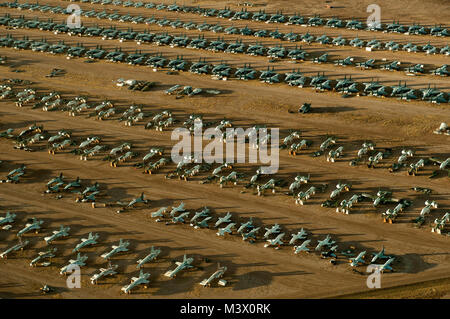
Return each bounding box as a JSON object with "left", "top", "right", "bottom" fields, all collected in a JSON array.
[
  {"left": 126, "top": 192, "right": 149, "bottom": 208},
  {"left": 0, "top": 212, "right": 16, "bottom": 227},
  {"left": 0, "top": 239, "right": 29, "bottom": 259},
  {"left": 356, "top": 59, "right": 375, "bottom": 69},
  {"left": 17, "top": 218, "right": 43, "bottom": 237},
  {"left": 189, "top": 207, "right": 211, "bottom": 226},
  {"left": 30, "top": 247, "right": 57, "bottom": 267},
  {"left": 264, "top": 233, "right": 285, "bottom": 249},
  {"left": 101, "top": 239, "right": 130, "bottom": 259},
  {"left": 169, "top": 202, "right": 186, "bottom": 217},
  {"left": 371, "top": 246, "right": 391, "bottom": 263},
  {"left": 44, "top": 225, "right": 70, "bottom": 244},
  {"left": 242, "top": 227, "right": 260, "bottom": 241},
  {"left": 200, "top": 264, "right": 227, "bottom": 287},
  {"left": 136, "top": 246, "right": 161, "bottom": 269},
  {"left": 214, "top": 212, "right": 233, "bottom": 228},
  {"left": 406, "top": 64, "right": 424, "bottom": 75},
  {"left": 164, "top": 254, "right": 194, "bottom": 278},
  {"left": 91, "top": 264, "right": 119, "bottom": 284},
  {"left": 419, "top": 200, "right": 438, "bottom": 218},
  {"left": 4, "top": 164, "right": 26, "bottom": 183},
  {"left": 287, "top": 46, "right": 308, "bottom": 60},
  {"left": 432, "top": 213, "right": 450, "bottom": 234},
  {"left": 372, "top": 258, "right": 395, "bottom": 273},
  {"left": 432, "top": 64, "right": 450, "bottom": 76},
  {"left": 60, "top": 253, "right": 88, "bottom": 275},
  {"left": 349, "top": 251, "right": 366, "bottom": 266},
  {"left": 315, "top": 235, "right": 336, "bottom": 251},
  {"left": 263, "top": 224, "right": 281, "bottom": 239},
  {"left": 294, "top": 239, "right": 311, "bottom": 254},
  {"left": 295, "top": 186, "right": 317, "bottom": 205},
  {"left": 332, "top": 36, "right": 347, "bottom": 46},
  {"left": 171, "top": 211, "right": 190, "bottom": 224},
  {"left": 289, "top": 229, "right": 308, "bottom": 246},
  {"left": 73, "top": 232, "right": 100, "bottom": 252},
  {"left": 301, "top": 32, "right": 315, "bottom": 44},
  {"left": 334, "top": 56, "right": 354, "bottom": 66},
  {"left": 121, "top": 269, "right": 150, "bottom": 293},
  {"left": 216, "top": 223, "right": 236, "bottom": 236},
  {"left": 381, "top": 61, "right": 401, "bottom": 71}
]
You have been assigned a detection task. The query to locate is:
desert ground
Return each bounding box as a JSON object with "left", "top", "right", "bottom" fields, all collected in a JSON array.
[{"left": 0, "top": 0, "right": 449, "bottom": 299}]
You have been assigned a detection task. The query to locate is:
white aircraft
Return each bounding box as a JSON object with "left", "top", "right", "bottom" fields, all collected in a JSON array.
[{"left": 136, "top": 246, "right": 161, "bottom": 269}]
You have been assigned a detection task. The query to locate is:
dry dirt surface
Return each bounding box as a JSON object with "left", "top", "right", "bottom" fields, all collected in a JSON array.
[{"left": 0, "top": 0, "right": 449, "bottom": 299}]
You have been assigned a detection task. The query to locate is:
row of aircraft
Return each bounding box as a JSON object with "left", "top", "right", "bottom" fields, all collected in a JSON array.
[{"left": 6, "top": 0, "right": 449, "bottom": 38}]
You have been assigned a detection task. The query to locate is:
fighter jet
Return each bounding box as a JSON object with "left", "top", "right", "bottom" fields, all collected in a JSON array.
[
  {"left": 334, "top": 56, "right": 354, "bottom": 66},
  {"left": 332, "top": 36, "right": 347, "bottom": 46},
  {"left": 371, "top": 246, "right": 391, "bottom": 263},
  {"left": 294, "top": 240, "right": 311, "bottom": 254},
  {"left": 200, "top": 264, "right": 227, "bottom": 287},
  {"left": 432, "top": 64, "right": 450, "bottom": 76},
  {"left": 214, "top": 212, "right": 233, "bottom": 228},
  {"left": 0, "top": 239, "right": 29, "bottom": 259},
  {"left": 30, "top": 247, "right": 57, "bottom": 267},
  {"left": 101, "top": 239, "right": 130, "bottom": 259},
  {"left": 372, "top": 258, "right": 395, "bottom": 273},
  {"left": 242, "top": 227, "right": 260, "bottom": 241},
  {"left": 126, "top": 192, "right": 149, "bottom": 208},
  {"left": 91, "top": 264, "right": 119, "bottom": 284},
  {"left": 60, "top": 253, "right": 88, "bottom": 275},
  {"left": 189, "top": 207, "right": 211, "bottom": 226},
  {"left": 315, "top": 235, "right": 336, "bottom": 251},
  {"left": 289, "top": 229, "right": 308, "bottom": 245},
  {"left": 121, "top": 270, "right": 150, "bottom": 294},
  {"left": 136, "top": 246, "right": 161, "bottom": 269},
  {"left": 0, "top": 212, "right": 16, "bottom": 227},
  {"left": 164, "top": 254, "right": 194, "bottom": 278},
  {"left": 356, "top": 59, "right": 375, "bottom": 69},
  {"left": 349, "top": 251, "right": 366, "bottom": 266},
  {"left": 312, "top": 53, "right": 328, "bottom": 64},
  {"left": 72, "top": 232, "right": 99, "bottom": 252},
  {"left": 264, "top": 233, "right": 285, "bottom": 249},
  {"left": 263, "top": 224, "right": 281, "bottom": 239},
  {"left": 406, "top": 64, "right": 424, "bottom": 75},
  {"left": 381, "top": 61, "right": 401, "bottom": 71},
  {"left": 17, "top": 218, "right": 43, "bottom": 237},
  {"left": 169, "top": 202, "right": 186, "bottom": 217},
  {"left": 44, "top": 225, "right": 70, "bottom": 244},
  {"left": 171, "top": 212, "right": 190, "bottom": 224},
  {"left": 216, "top": 223, "right": 236, "bottom": 236}
]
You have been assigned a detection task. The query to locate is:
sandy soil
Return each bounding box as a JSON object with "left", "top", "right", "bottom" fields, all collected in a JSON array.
[{"left": 0, "top": 0, "right": 449, "bottom": 299}]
